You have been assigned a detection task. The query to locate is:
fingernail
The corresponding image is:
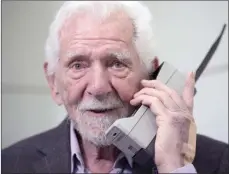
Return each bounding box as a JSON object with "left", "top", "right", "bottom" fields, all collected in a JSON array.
[
  {"left": 190, "top": 71, "right": 195, "bottom": 78},
  {"left": 193, "top": 71, "right": 196, "bottom": 78},
  {"left": 190, "top": 72, "right": 196, "bottom": 84},
  {"left": 141, "top": 79, "right": 147, "bottom": 84}
]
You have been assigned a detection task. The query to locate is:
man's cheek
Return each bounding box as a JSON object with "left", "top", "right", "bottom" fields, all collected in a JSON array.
[
  {"left": 61, "top": 80, "right": 82, "bottom": 105},
  {"left": 114, "top": 81, "right": 141, "bottom": 102},
  {"left": 64, "top": 88, "right": 81, "bottom": 105}
]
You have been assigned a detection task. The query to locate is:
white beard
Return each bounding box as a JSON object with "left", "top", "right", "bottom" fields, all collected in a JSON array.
[
  {"left": 70, "top": 94, "right": 133, "bottom": 147},
  {"left": 73, "top": 112, "right": 122, "bottom": 146}
]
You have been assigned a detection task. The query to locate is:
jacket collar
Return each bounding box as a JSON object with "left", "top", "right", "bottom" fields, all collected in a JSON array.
[{"left": 33, "top": 118, "right": 71, "bottom": 173}]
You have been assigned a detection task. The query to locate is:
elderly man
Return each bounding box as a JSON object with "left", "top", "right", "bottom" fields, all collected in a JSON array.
[{"left": 2, "top": 1, "right": 228, "bottom": 174}]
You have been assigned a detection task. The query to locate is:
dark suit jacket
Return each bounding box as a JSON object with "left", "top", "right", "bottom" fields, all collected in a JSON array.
[{"left": 2, "top": 119, "right": 228, "bottom": 174}]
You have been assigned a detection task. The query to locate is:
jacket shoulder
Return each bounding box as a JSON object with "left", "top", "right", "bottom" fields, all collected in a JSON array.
[
  {"left": 1, "top": 121, "right": 68, "bottom": 173},
  {"left": 194, "top": 134, "right": 228, "bottom": 174}
]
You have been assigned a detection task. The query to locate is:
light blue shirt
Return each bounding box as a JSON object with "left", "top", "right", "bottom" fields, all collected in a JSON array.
[{"left": 70, "top": 121, "right": 197, "bottom": 173}]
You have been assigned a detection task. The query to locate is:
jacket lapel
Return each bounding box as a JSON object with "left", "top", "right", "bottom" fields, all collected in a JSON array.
[{"left": 33, "top": 119, "right": 71, "bottom": 173}]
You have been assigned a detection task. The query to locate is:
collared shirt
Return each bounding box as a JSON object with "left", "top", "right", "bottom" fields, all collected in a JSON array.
[
  {"left": 70, "top": 121, "right": 197, "bottom": 173},
  {"left": 70, "top": 121, "right": 132, "bottom": 173}
]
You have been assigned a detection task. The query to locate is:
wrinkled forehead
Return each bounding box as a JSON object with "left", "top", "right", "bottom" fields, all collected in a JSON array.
[{"left": 58, "top": 10, "right": 135, "bottom": 51}]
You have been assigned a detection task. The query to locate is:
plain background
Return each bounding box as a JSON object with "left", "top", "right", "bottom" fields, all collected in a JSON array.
[{"left": 2, "top": 1, "right": 228, "bottom": 149}]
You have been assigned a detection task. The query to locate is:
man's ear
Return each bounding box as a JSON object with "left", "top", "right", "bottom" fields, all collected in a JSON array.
[
  {"left": 43, "top": 62, "right": 63, "bottom": 105},
  {"left": 151, "top": 56, "right": 159, "bottom": 71}
]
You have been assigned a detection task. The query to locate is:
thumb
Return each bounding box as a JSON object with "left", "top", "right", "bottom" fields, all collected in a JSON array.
[{"left": 183, "top": 72, "right": 195, "bottom": 114}]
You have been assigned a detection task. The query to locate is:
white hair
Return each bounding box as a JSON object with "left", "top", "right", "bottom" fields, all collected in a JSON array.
[{"left": 45, "top": 1, "right": 156, "bottom": 75}]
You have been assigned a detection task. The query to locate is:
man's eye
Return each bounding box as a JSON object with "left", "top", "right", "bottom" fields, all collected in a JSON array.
[
  {"left": 112, "top": 61, "right": 126, "bottom": 69},
  {"left": 74, "top": 63, "right": 82, "bottom": 69},
  {"left": 71, "top": 62, "right": 87, "bottom": 70}
]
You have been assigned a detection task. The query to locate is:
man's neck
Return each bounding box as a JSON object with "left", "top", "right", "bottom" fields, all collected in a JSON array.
[{"left": 79, "top": 137, "right": 120, "bottom": 173}]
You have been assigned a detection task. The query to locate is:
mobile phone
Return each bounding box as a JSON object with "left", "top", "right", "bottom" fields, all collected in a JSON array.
[{"left": 105, "top": 61, "right": 187, "bottom": 167}]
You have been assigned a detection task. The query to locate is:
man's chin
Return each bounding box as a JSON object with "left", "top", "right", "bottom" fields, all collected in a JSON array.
[
  {"left": 91, "top": 138, "right": 112, "bottom": 147},
  {"left": 73, "top": 122, "right": 112, "bottom": 146},
  {"left": 82, "top": 131, "right": 112, "bottom": 147}
]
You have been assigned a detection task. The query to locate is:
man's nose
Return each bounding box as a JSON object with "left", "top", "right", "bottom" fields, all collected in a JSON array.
[{"left": 86, "top": 67, "right": 113, "bottom": 96}]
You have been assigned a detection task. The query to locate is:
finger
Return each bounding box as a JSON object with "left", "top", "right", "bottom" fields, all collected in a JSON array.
[
  {"left": 183, "top": 72, "right": 195, "bottom": 114},
  {"left": 141, "top": 79, "right": 187, "bottom": 110},
  {"left": 141, "top": 80, "right": 172, "bottom": 93},
  {"left": 134, "top": 87, "right": 180, "bottom": 112},
  {"left": 130, "top": 94, "right": 167, "bottom": 116}
]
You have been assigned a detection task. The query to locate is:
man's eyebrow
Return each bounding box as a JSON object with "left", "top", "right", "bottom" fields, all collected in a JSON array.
[
  {"left": 65, "top": 51, "right": 88, "bottom": 61},
  {"left": 108, "top": 50, "right": 132, "bottom": 61},
  {"left": 64, "top": 50, "right": 133, "bottom": 62}
]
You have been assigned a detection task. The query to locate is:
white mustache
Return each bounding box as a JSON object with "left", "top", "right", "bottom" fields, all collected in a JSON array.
[{"left": 77, "top": 96, "right": 124, "bottom": 111}]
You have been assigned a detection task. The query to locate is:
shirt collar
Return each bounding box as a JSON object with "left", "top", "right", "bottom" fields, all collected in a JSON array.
[
  {"left": 70, "top": 121, "right": 85, "bottom": 170},
  {"left": 70, "top": 121, "right": 133, "bottom": 168}
]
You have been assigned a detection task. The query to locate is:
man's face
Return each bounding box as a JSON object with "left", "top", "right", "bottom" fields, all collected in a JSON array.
[{"left": 47, "top": 11, "right": 147, "bottom": 146}]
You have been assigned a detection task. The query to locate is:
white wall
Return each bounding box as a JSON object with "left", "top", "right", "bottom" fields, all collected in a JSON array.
[
  {"left": 2, "top": 1, "right": 228, "bottom": 149},
  {"left": 2, "top": 1, "right": 67, "bottom": 149}
]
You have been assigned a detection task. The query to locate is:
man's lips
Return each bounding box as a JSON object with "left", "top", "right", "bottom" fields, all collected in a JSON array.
[
  {"left": 82, "top": 108, "right": 117, "bottom": 116},
  {"left": 88, "top": 109, "right": 114, "bottom": 113}
]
